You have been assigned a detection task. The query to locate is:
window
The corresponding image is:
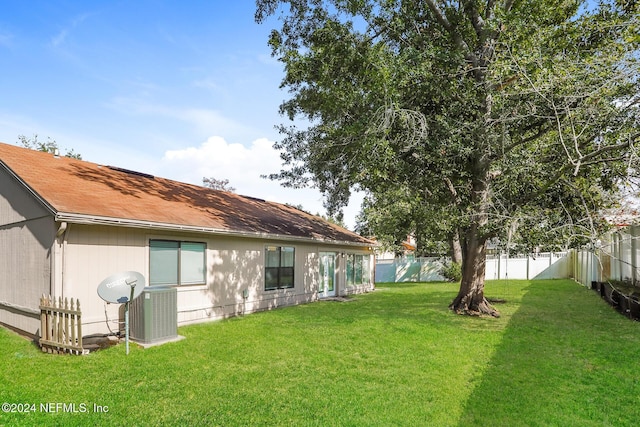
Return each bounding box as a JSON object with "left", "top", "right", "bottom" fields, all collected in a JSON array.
[
  {"left": 265, "top": 246, "right": 295, "bottom": 290},
  {"left": 346, "top": 254, "right": 370, "bottom": 286},
  {"left": 149, "top": 240, "right": 206, "bottom": 286}
]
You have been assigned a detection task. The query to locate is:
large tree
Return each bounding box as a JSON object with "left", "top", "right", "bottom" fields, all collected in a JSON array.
[{"left": 256, "top": 0, "right": 640, "bottom": 316}]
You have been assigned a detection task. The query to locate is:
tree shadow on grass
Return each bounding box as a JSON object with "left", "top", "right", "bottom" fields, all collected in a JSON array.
[{"left": 456, "top": 280, "right": 640, "bottom": 426}]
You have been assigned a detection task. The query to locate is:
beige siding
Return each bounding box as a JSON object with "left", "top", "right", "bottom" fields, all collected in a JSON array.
[
  {"left": 163, "top": 235, "right": 323, "bottom": 325},
  {"left": 0, "top": 167, "right": 55, "bottom": 335},
  {"left": 61, "top": 225, "right": 147, "bottom": 335},
  {"left": 54, "top": 225, "right": 374, "bottom": 336},
  {"left": 166, "top": 238, "right": 375, "bottom": 326}
]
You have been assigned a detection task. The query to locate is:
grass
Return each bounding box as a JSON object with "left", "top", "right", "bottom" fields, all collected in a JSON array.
[{"left": 1, "top": 279, "right": 639, "bottom": 426}]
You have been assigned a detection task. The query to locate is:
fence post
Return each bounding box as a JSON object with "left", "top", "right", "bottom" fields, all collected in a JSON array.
[
  {"left": 77, "top": 299, "right": 82, "bottom": 350},
  {"left": 631, "top": 226, "right": 637, "bottom": 284},
  {"left": 71, "top": 298, "right": 77, "bottom": 348},
  {"left": 56, "top": 297, "right": 63, "bottom": 346},
  {"left": 63, "top": 297, "right": 69, "bottom": 346},
  {"left": 40, "top": 294, "right": 47, "bottom": 344}
]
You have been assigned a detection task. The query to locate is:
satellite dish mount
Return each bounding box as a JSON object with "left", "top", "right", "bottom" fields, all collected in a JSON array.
[{"left": 97, "top": 271, "right": 146, "bottom": 355}]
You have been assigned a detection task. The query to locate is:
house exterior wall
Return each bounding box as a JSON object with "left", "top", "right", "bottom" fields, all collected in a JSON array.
[
  {"left": 0, "top": 167, "right": 55, "bottom": 335},
  {"left": 59, "top": 224, "right": 374, "bottom": 336},
  {"left": 60, "top": 224, "right": 147, "bottom": 335}
]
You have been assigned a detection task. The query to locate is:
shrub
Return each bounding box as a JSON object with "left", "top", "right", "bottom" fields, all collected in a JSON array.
[{"left": 441, "top": 261, "right": 462, "bottom": 282}]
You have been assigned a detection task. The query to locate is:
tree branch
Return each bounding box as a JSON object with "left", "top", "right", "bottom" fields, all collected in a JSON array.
[
  {"left": 485, "top": 1, "right": 497, "bottom": 20},
  {"left": 463, "top": 0, "right": 484, "bottom": 39},
  {"left": 424, "top": 0, "right": 452, "bottom": 31},
  {"left": 523, "top": 141, "right": 634, "bottom": 205},
  {"left": 498, "top": 122, "right": 555, "bottom": 158},
  {"left": 504, "top": 0, "right": 516, "bottom": 12},
  {"left": 444, "top": 177, "right": 462, "bottom": 205},
  {"left": 424, "top": 0, "right": 474, "bottom": 62}
]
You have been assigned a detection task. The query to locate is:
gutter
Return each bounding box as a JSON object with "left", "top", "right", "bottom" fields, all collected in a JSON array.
[
  {"left": 55, "top": 222, "right": 69, "bottom": 298},
  {"left": 54, "top": 212, "right": 375, "bottom": 249}
]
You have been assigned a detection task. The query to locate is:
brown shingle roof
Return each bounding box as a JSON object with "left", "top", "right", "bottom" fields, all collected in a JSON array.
[{"left": 0, "top": 142, "right": 372, "bottom": 246}]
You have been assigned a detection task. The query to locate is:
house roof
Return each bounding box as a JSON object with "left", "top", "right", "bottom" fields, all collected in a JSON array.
[
  {"left": 401, "top": 241, "right": 416, "bottom": 252},
  {"left": 0, "top": 142, "right": 373, "bottom": 246}
]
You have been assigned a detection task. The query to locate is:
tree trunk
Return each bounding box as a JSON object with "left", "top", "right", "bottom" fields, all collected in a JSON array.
[
  {"left": 449, "top": 159, "right": 500, "bottom": 317},
  {"left": 450, "top": 230, "right": 463, "bottom": 265},
  {"left": 449, "top": 232, "right": 500, "bottom": 317},
  {"left": 449, "top": 51, "right": 499, "bottom": 316}
]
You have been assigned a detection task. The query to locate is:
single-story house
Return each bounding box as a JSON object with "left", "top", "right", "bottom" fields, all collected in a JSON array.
[{"left": 0, "top": 142, "right": 375, "bottom": 338}]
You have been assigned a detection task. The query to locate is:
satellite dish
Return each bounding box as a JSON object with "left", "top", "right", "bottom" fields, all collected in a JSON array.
[{"left": 97, "top": 271, "right": 145, "bottom": 304}]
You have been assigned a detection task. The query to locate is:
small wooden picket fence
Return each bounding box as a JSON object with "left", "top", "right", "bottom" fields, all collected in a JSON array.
[{"left": 39, "top": 295, "right": 87, "bottom": 355}]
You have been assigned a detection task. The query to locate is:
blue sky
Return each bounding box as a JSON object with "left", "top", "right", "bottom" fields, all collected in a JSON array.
[{"left": 0, "top": 0, "right": 364, "bottom": 228}]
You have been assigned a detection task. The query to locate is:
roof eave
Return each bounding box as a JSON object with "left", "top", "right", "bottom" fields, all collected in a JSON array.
[
  {"left": 54, "top": 212, "right": 375, "bottom": 248},
  {"left": 0, "top": 159, "right": 57, "bottom": 216}
]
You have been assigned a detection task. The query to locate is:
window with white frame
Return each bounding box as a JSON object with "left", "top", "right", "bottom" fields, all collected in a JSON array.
[
  {"left": 265, "top": 246, "right": 295, "bottom": 290},
  {"left": 346, "top": 254, "right": 370, "bottom": 286},
  {"left": 149, "top": 240, "right": 206, "bottom": 286}
]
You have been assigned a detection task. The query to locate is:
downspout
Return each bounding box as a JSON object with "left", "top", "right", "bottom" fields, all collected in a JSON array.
[{"left": 55, "top": 222, "right": 68, "bottom": 298}]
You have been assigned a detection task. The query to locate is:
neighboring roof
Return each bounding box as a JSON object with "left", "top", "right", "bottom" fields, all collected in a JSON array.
[
  {"left": 0, "top": 142, "right": 373, "bottom": 246},
  {"left": 369, "top": 236, "right": 416, "bottom": 253},
  {"left": 401, "top": 241, "right": 416, "bottom": 252}
]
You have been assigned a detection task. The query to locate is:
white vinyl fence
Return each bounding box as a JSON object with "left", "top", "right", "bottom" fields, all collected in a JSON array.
[
  {"left": 486, "top": 252, "right": 570, "bottom": 280},
  {"left": 376, "top": 252, "right": 570, "bottom": 283},
  {"left": 375, "top": 257, "right": 446, "bottom": 283},
  {"left": 572, "top": 225, "right": 640, "bottom": 287},
  {"left": 375, "top": 225, "right": 640, "bottom": 286}
]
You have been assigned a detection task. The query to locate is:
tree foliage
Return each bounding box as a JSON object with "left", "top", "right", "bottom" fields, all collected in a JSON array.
[
  {"left": 355, "top": 188, "right": 452, "bottom": 257},
  {"left": 202, "top": 177, "right": 236, "bottom": 192},
  {"left": 18, "top": 134, "right": 82, "bottom": 159},
  {"left": 256, "top": 0, "right": 640, "bottom": 316}
]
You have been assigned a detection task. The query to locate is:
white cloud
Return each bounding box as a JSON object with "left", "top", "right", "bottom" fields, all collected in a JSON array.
[
  {"left": 159, "top": 136, "right": 325, "bottom": 212},
  {"left": 162, "top": 136, "right": 276, "bottom": 185},
  {"left": 157, "top": 136, "right": 365, "bottom": 229}
]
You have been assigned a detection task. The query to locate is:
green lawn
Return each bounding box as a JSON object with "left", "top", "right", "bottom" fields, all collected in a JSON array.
[{"left": 1, "top": 280, "right": 638, "bottom": 426}]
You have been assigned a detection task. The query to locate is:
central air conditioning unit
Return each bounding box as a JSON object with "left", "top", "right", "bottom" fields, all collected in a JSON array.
[{"left": 130, "top": 287, "right": 177, "bottom": 344}]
